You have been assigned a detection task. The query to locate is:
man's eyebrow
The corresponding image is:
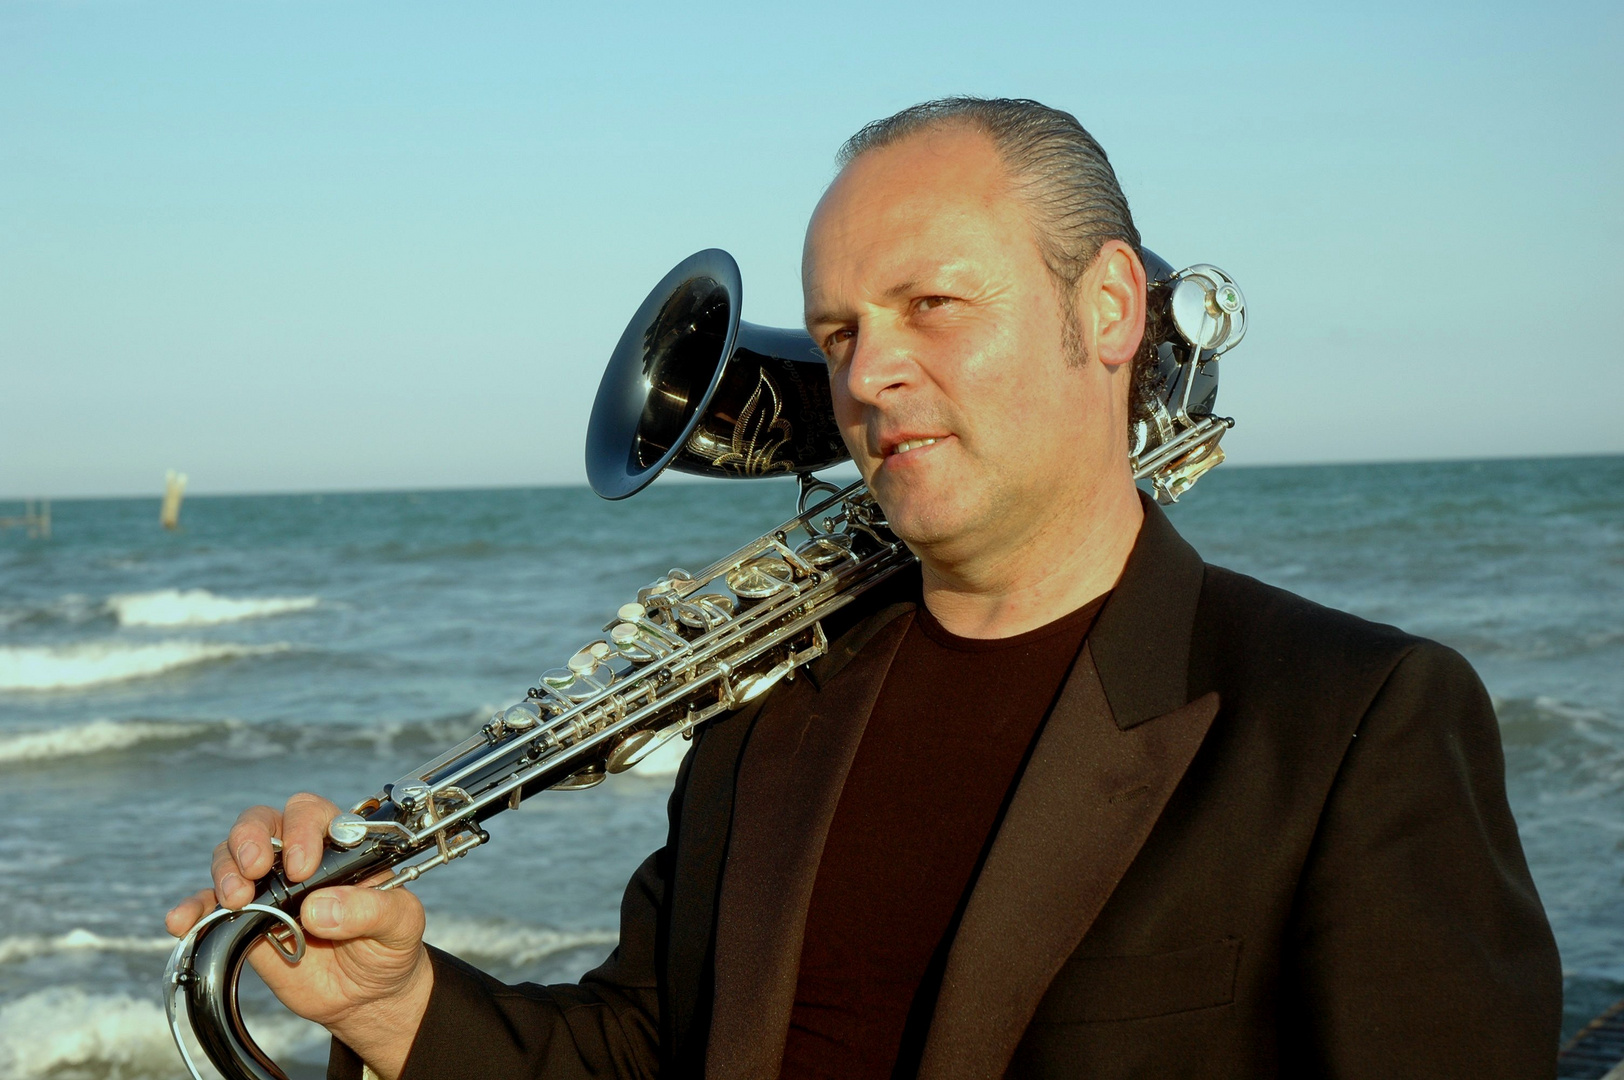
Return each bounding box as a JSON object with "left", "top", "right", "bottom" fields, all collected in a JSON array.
[
  {"left": 805, "top": 280, "right": 920, "bottom": 327},
  {"left": 804, "top": 306, "right": 849, "bottom": 328}
]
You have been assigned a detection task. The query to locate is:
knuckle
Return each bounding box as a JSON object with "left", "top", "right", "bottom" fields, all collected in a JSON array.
[
  {"left": 286, "top": 792, "right": 337, "bottom": 823},
  {"left": 236, "top": 804, "right": 277, "bottom": 829},
  {"left": 226, "top": 822, "right": 259, "bottom": 849}
]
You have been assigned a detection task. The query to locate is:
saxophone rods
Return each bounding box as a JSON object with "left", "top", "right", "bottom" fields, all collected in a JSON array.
[{"left": 164, "top": 247, "right": 1245, "bottom": 1080}]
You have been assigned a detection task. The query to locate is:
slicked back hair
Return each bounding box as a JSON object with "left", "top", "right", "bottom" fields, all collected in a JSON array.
[{"left": 837, "top": 97, "right": 1157, "bottom": 435}]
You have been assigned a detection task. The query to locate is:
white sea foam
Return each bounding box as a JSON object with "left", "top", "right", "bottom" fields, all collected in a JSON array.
[
  {"left": 0, "top": 918, "right": 615, "bottom": 972},
  {"left": 0, "top": 719, "right": 219, "bottom": 763},
  {"left": 0, "top": 986, "right": 321, "bottom": 1079},
  {"left": 108, "top": 588, "right": 319, "bottom": 627},
  {"left": 0, "top": 641, "right": 290, "bottom": 692},
  {"left": 422, "top": 912, "right": 617, "bottom": 965},
  {"left": 0, "top": 927, "right": 175, "bottom": 965}
]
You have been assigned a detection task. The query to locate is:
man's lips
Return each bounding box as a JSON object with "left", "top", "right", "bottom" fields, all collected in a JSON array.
[{"left": 878, "top": 433, "right": 953, "bottom": 459}]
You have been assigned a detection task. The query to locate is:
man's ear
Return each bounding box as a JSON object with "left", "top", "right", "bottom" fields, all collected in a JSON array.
[{"left": 1086, "top": 240, "right": 1147, "bottom": 369}]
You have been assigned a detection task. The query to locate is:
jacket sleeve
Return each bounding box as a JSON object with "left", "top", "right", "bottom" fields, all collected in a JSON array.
[
  {"left": 1285, "top": 640, "right": 1562, "bottom": 1078},
  {"left": 328, "top": 746, "right": 697, "bottom": 1080}
]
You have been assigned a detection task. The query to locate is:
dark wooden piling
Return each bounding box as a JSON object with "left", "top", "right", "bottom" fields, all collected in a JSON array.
[{"left": 1559, "top": 1000, "right": 1624, "bottom": 1079}]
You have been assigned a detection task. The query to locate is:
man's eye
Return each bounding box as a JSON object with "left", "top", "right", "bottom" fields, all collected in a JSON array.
[
  {"left": 916, "top": 296, "right": 954, "bottom": 312},
  {"left": 822, "top": 328, "right": 856, "bottom": 355}
]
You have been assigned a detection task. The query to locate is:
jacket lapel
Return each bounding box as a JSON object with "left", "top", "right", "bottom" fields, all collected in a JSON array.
[
  {"left": 705, "top": 605, "right": 914, "bottom": 1080},
  {"left": 916, "top": 648, "right": 1219, "bottom": 1079},
  {"left": 917, "top": 496, "right": 1219, "bottom": 1079}
]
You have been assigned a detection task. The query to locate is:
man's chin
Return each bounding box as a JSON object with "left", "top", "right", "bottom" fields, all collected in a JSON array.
[{"left": 876, "top": 501, "right": 965, "bottom": 553}]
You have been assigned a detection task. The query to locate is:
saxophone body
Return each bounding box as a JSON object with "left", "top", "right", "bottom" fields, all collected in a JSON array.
[{"left": 165, "top": 247, "right": 1246, "bottom": 1080}]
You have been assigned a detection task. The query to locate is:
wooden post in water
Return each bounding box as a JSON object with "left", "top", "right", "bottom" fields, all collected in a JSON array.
[
  {"left": 161, "top": 470, "right": 188, "bottom": 530},
  {"left": 0, "top": 500, "right": 50, "bottom": 539}
]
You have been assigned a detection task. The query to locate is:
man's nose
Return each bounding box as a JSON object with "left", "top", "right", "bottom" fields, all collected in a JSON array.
[{"left": 841, "top": 324, "right": 917, "bottom": 408}]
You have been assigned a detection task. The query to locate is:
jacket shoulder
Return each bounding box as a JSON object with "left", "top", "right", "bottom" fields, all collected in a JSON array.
[{"left": 1190, "top": 563, "right": 1480, "bottom": 722}]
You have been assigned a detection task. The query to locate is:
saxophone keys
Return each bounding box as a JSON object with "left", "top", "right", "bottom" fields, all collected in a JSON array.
[
  {"left": 552, "top": 763, "right": 607, "bottom": 790},
  {"left": 795, "top": 533, "right": 855, "bottom": 569},
  {"left": 499, "top": 702, "right": 541, "bottom": 732},
  {"left": 327, "top": 813, "right": 372, "bottom": 850},
  {"left": 605, "top": 729, "right": 657, "bottom": 773},
  {"left": 726, "top": 556, "right": 795, "bottom": 599},
  {"left": 673, "top": 593, "right": 734, "bottom": 629},
  {"left": 733, "top": 658, "right": 795, "bottom": 704}
]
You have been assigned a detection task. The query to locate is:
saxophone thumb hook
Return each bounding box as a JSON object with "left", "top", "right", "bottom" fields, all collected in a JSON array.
[{"left": 164, "top": 903, "right": 307, "bottom": 1080}]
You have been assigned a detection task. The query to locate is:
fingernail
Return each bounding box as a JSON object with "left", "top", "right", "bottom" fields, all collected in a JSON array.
[
  {"left": 286, "top": 846, "right": 309, "bottom": 876},
  {"left": 306, "top": 896, "right": 341, "bottom": 930},
  {"left": 237, "top": 841, "right": 261, "bottom": 869},
  {"left": 221, "top": 873, "right": 244, "bottom": 898}
]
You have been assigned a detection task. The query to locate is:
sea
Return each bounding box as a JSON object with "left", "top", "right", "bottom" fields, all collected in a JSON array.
[{"left": 0, "top": 455, "right": 1619, "bottom": 1079}]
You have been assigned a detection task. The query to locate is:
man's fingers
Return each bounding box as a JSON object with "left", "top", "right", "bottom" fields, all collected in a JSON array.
[
  {"left": 211, "top": 841, "right": 256, "bottom": 908},
  {"left": 165, "top": 888, "right": 219, "bottom": 937},
  {"left": 299, "top": 885, "right": 425, "bottom": 952},
  {"left": 225, "top": 804, "right": 282, "bottom": 881},
  {"left": 281, "top": 792, "right": 340, "bottom": 882}
]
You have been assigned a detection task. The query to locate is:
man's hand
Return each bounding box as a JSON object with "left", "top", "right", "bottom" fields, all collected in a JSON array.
[{"left": 165, "top": 793, "right": 433, "bottom": 1080}]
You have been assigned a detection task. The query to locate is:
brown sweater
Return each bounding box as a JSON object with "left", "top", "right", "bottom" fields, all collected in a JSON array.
[{"left": 780, "top": 593, "right": 1108, "bottom": 1080}]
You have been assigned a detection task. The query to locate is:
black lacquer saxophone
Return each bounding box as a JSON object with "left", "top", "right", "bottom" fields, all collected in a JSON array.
[{"left": 163, "top": 247, "right": 1245, "bottom": 1080}]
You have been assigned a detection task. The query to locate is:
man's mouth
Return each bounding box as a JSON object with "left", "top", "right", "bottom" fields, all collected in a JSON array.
[{"left": 890, "top": 438, "right": 941, "bottom": 456}]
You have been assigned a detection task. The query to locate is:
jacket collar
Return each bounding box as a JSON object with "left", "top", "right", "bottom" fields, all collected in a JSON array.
[{"left": 1089, "top": 493, "right": 1207, "bottom": 728}]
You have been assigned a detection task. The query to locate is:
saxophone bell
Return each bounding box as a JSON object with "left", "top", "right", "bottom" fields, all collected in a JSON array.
[{"left": 586, "top": 248, "right": 851, "bottom": 500}]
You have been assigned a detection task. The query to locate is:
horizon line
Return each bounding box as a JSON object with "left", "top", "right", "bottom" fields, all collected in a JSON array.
[{"left": 3, "top": 450, "right": 1619, "bottom": 504}]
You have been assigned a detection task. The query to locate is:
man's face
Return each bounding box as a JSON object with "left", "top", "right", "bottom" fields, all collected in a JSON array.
[{"left": 803, "top": 125, "right": 1133, "bottom": 565}]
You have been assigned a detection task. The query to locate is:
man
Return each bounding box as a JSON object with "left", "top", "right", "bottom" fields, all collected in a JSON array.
[{"left": 168, "top": 98, "right": 1561, "bottom": 1078}]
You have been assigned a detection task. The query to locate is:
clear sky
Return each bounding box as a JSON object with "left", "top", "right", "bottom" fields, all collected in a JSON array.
[{"left": 3, "top": 0, "right": 1620, "bottom": 498}]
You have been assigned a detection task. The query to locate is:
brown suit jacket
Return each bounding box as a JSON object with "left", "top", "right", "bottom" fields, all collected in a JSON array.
[{"left": 334, "top": 497, "right": 1561, "bottom": 1079}]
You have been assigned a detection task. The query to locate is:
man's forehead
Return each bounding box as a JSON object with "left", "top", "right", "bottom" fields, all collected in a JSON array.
[
  {"left": 803, "top": 127, "right": 1026, "bottom": 301},
  {"left": 812, "top": 127, "right": 1008, "bottom": 231}
]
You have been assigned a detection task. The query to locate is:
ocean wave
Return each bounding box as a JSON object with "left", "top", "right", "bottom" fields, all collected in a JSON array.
[
  {"left": 0, "top": 986, "right": 321, "bottom": 1079},
  {"left": 1497, "top": 694, "right": 1624, "bottom": 799},
  {"left": 0, "top": 719, "right": 224, "bottom": 764},
  {"left": 0, "top": 928, "right": 174, "bottom": 966},
  {"left": 0, "top": 921, "right": 609, "bottom": 1076},
  {"left": 0, "top": 917, "right": 614, "bottom": 972},
  {"left": 107, "top": 588, "right": 320, "bottom": 628},
  {"left": 1496, "top": 694, "right": 1615, "bottom": 744},
  {"left": 0, "top": 708, "right": 692, "bottom": 782},
  {"left": 0, "top": 593, "right": 100, "bottom": 630},
  {"left": 0, "top": 711, "right": 479, "bottom": 768},
  {"left": 0, "top": 640, "right": 291, "bottom": 692},
  {"left": 422, "top": 912, "right": 617, "bottom": 965}
]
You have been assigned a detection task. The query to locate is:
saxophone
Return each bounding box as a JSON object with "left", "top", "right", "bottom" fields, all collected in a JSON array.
[{"left": 163, "top": 247, "right": 1246, "bottom": 1080}]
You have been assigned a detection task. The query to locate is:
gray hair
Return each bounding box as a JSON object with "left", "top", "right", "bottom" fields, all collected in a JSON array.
[
  {"left": 837, "top": 98, "right": 1159, "bottom": 434},
  {"left": 837, "top": 97, "right": 1141, "bottom": 289}
]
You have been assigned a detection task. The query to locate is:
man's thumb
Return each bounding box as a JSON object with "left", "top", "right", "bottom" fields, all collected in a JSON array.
[{"left": 300, "top": 885, "right": 424, "bottom": 950}]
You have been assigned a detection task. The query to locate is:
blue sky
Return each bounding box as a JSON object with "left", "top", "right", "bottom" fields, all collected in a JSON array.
[{"left": 3, "top": 0, "right": 1620, "bottom": 497}]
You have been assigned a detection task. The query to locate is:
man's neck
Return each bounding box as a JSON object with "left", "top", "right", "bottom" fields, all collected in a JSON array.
[{"left": 916, "top": 481, "right": 1143, "bottom": 640}]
